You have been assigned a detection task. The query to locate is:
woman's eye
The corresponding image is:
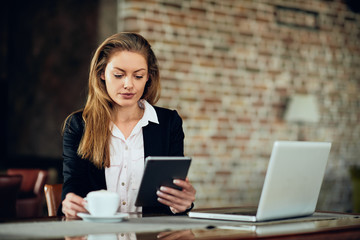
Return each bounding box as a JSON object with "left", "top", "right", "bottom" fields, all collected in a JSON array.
[
  {"left": 114, "top": 74, "right": 124, "bottom": 78},
  {"left": 135, "top": 75, "right": 144, "bottom": 79}
]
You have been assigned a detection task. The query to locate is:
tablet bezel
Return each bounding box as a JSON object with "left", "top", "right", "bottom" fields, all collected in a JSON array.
[{"left": 134, "top": 156, "right": 192, "bottom": 207}]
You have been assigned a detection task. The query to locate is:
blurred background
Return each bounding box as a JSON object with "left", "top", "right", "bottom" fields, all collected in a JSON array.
[{"left": 1, "top": 0, "right": 359, "bottom": 218}]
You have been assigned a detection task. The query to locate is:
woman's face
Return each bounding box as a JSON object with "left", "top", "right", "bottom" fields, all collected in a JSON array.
[{"left": 102, "top": 50, "right": 148, "bottom": 109}]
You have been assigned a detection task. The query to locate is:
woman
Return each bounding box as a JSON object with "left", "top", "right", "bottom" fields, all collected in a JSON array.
[{"left": 60, "top": 32, "right": 196, "bottom": 217}]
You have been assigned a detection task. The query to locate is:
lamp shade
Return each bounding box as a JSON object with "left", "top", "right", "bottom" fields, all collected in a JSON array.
[{"left": 284, "top": 94, "right": 320, "bottom": 123}]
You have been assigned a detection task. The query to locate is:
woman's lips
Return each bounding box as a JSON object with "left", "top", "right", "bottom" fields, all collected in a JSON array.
[{"left": 121, "top": 93, "right": 135, "bottom": 99}]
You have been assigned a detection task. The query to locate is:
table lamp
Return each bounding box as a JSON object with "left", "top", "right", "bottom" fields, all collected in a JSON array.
[{"left": 284, "top": 94, "right": 320, "bottom": 141}]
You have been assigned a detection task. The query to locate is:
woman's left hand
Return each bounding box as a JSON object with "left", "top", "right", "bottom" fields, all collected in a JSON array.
[{"left": 156, "top": 177, "right": 196, "bottom": 213}]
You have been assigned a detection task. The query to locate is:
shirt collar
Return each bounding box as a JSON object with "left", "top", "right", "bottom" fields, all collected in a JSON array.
[
  {"left": 139, "top": 99, "right": 159, "bottom": 125},
  {"left": 110, "top": 100, "right": 159, "bottom": 139}
]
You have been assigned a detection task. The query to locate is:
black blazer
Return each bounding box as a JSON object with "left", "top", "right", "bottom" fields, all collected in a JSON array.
[{"left": 59, "top": 106, "right": 185, "bottom": 216}]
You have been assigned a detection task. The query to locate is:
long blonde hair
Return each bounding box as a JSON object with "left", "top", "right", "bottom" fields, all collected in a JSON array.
[{"left": 75, "top": 32, "right": 160, "bottom": 168}]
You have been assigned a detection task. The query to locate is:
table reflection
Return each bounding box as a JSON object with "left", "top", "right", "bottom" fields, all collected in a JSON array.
[
  {"left": 12, "top": 211, "right": 358, "bottom": 240},
  {"left": 64, "top": 229, "right": 195, "bottom": 240}
]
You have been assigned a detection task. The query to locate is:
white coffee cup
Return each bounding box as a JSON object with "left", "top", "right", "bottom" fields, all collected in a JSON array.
[{"left": 85, "top": 190, "right": 120, "bottom": 216}]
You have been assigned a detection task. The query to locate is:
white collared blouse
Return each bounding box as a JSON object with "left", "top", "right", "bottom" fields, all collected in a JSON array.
[{"left": 105, "top": 100, "right": 159, "bottom": 213}]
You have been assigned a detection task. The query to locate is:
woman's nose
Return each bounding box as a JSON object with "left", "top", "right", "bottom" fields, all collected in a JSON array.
[{"left": 123, "top": 76, "right": 133, "bottom": 89}]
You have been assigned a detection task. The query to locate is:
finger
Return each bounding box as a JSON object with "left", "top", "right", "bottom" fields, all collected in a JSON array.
[
  {"left": 170, "top": 206, "right": 179, "bottom": 214},
  {"left": 66, "top": 193, "right": 86, "bottom": 204},
  {"left": 63, "top": 204, "right": 78, "bottom": 218},
  {"left": 63, "top": 199, "right": 87, "bottom": 213},
  {"left": 63, "top": 203, "right": 77, "bottom": 218},
  {"left": 173, "top": 180, "right": 196, "bottom": 194},
  {"left": 157, "top": 231, "right": 172, "bottom": 238},
  {"left": 64, "top": 207, "right": 78, "bottom": 218},
  {"left": 157, "top": 187, "right": 191, "bottom": 204},
  {"left": 158, "top": 186, "right": 195, "bottom": 203},
  {"left": 65, "top": 193, "right": 87, "bottom": 208},
  {"left": 157, "top": 193, "right": 192, "bottom": 212},
  {"left": 63, "top": 193, "right": 87, "bottom": 217},
  {"left": 69, "top": 200, "right": 88, "bottom": 213},
  {"left": 157, "top": 190, "right": 185, "bottom": 205},
  {"left": 157, "top": 197, "right": 188, "bottom": 212},
  {"left": 157, "top": 230, "right": 189, "bottom": 240}
]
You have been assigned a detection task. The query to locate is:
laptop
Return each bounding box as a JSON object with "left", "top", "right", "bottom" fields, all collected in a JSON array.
[{"left": 188, "top": 141, "right": 332, "bottom": 222}]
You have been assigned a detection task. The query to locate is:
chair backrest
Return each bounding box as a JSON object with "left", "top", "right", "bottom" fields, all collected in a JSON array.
[
  {"left": 44, "top": 183, "right": 63, "bottom": 216},
  {"left": 7, "top": 169, "right": 48, "bottom": 197},
  {"left": 0, "top": 174, "right": 22, "bottom": 218}
]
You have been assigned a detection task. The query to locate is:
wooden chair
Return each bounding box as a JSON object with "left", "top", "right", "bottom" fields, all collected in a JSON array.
[
  {"left": 0, "top": 174, "right": 22, "bottom": 219},
  {"left": 7, "top": 169, "right": 48, "bottom": 218},
  {"left": 44, "top": 183, "right": 63, "bottom": 216}
]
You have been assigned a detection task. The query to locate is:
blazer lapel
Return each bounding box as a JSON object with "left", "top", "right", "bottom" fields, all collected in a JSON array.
[{"left": 143, "top": 122, "right": 163, "bottom": 157}]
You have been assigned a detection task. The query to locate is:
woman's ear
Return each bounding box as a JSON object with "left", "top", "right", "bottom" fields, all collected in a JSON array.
[{"left": 100, "top": 71, "right": 105, "bottom": 81}]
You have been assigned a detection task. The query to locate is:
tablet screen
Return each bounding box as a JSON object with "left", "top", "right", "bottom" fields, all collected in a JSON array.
[{"left": 135, "top": 156, "right": 192, "bottom": 207}]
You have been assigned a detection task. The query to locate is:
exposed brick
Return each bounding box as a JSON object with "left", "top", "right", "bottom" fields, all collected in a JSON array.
[{"left": 118, "top": 0, "right": 360, "bottom": 213}]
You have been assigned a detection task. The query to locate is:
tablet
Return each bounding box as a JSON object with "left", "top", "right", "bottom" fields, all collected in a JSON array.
[{"left": 135, "top": 156, "right": 192, "bottom": 207}]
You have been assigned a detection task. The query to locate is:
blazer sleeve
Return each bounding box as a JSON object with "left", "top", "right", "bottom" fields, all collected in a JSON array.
[
  {"left": 168, "top": 109, "right": 185, "bottom": 156},
  {"left": 61, "top": 112, "right": 87, "bottom": 199},
  {"left": 58, "top": 111, "right": 106, "bottom": 216}
]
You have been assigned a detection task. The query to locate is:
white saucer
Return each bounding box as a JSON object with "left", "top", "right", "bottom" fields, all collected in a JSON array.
[{"left": 77, "top": 212, "right": 129, "bottom": 223}]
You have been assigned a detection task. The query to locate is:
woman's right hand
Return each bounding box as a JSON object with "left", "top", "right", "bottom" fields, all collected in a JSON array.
[{"left": 62, "top": 193, "right": 88, "bottom": 218}]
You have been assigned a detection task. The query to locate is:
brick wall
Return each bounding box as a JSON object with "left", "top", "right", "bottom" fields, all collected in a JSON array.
[{"left": 116, "top": 0, "right": 360, "bottom": 212}]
